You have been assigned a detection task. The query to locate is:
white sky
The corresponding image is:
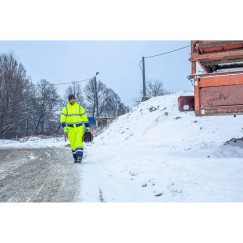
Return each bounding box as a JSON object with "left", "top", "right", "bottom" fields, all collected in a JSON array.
[{"left": 1, "top": 0, "right": 243, "bottom": 242}]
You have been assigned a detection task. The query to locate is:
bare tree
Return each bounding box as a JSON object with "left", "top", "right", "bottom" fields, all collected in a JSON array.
[
  {"left": 84, "top": 79, "right": 129, "bottom": 118},
  {"left": 99, "top": 88, "right": 119, "bottom": 117},
  {"left": 134, "top": 79, "right": 170, "bottom": 105},
  {"left": 146, "top": 79, "right": 169, "bottom": 97},
  {"left": 64, "top": 81, "right": 85, "bottom": 105},
  {"left": 0, "top": 52, "right": 31, "bottom": 138},
  {"left": 18, "top": 78, "right": 36, "bottom": 136},
  {"left": 84, "top": 78, "right": 106, "bottom": 117},
  {"left": 33, "top": 79, "right": 61, "bottom": 134},
  {"left": 100, "top": 88, "right": 129, "bottom": 117}
]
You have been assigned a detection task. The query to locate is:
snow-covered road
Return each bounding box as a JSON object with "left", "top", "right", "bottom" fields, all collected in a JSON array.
[{"left": 0, "top": 147, "right": 82, "bottom": 202}]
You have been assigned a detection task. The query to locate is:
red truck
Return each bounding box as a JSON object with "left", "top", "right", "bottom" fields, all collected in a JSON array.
[{"left": 179, "top": 41, "right": 243, "bottom": 116}]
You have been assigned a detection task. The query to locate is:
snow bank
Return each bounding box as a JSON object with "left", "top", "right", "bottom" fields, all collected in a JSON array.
[
  {"left": 0, "top": 136, "right": 67, "bottom": 148},
  {"left": 96, "top": 92, "right": 243, "bottom": 150}
]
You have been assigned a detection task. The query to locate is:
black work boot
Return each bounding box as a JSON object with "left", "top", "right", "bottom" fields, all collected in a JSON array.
[
  {"left": 77, "top": 157, "right": 82, "bottom": 163},
  {"left": 73, "top": 153, "right": 77, "bottom": 163}
]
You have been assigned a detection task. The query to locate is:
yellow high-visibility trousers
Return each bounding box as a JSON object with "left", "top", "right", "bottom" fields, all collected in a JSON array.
[{"left": 67, "top": 125, "right": 85, "bottom": 159}]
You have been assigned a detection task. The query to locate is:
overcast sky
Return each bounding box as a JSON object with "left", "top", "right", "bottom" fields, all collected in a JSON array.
[{"left": 0, "top": 40, "right": 192, "bottom": 107}]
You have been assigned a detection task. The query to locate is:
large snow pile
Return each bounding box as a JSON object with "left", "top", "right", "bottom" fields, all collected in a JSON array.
[{"left": 96, "top": 91, "right": 243, "bottom": 153}]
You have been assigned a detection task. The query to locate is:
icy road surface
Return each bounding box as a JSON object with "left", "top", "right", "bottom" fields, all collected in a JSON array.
[{"left": 0, "top": 147, "right": 82, "bottom": 202}]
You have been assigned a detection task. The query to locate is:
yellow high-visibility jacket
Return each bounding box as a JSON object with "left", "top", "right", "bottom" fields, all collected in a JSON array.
[{"left": 60, "top": 102, "right": 89, "bottom": 126}]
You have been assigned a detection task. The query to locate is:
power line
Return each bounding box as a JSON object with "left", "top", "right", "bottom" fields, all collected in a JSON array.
[
  {"left": 3, "top": 77, "right": 93, "bottom": 87},
  {"left": 139, "top": 44, "right": 190, "bottom": 70},
  {"left": 51, "top": 78, "right": 92, "bottom": 86},
  {"left": 145, "top": 44, "right": 190, "bottom": 59}
]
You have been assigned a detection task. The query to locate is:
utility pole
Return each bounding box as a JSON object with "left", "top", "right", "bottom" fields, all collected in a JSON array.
[
  {"left": 142, "top": 56, "right": 147, "bottom": 100},
  {"left": 94, "top": 72, "right": 99, "bottom": 117}
]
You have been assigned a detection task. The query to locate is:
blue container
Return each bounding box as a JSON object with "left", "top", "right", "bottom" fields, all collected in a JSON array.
[{"left": 88, "top": 117, "right": 96, "bottom": 127}]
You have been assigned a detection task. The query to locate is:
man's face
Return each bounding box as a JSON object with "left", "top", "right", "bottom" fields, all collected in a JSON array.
[{"left": 69, "top": 97, "right": 76, "bottom": 105}]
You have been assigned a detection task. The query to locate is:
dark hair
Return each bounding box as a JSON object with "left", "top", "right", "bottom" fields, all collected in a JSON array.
[{"left": 68, "top": 94, "right": 75, "bottom": 101}]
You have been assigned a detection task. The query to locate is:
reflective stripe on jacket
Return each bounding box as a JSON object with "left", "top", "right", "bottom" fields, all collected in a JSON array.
[{"left": 60, "top": 102, "right": 88, "bottom": 125}]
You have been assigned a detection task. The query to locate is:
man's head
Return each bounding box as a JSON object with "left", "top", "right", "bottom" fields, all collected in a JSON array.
[{"left": 68, "top": 94, "right": 76, "bottom": 105}]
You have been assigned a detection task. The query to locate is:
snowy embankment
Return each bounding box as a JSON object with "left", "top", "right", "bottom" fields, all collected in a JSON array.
[{"left": 96, "top": 91, "right": 243, "bottom": 153}]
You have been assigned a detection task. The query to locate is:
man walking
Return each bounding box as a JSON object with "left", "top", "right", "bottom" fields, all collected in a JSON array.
[{"left": 60, "top": 94, "right": 90, "bottom": 163}]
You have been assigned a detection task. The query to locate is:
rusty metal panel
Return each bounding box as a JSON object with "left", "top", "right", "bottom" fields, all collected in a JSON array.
[
  {"left": 199, "top": 105, "right": 243, "bottom": 116},
  {"left": 193, "top": 74, "right": 243, "bottom": 116},
  {"left": 191, "top": 50, "right": 243, "bottom": 64},
  {"left": 199, "top": 41, "right": 243, "bottom": 53},
  {"left": 199, "top": 72, "right": 243, "bottom": 87},
  {"left": 178, "top": 96, "right": 195, "bottom": 111},
  {"left": 199, "top": 85, "right": 243, "bottom": 107}
]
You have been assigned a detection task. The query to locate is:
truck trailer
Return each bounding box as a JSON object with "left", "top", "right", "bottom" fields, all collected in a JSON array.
[{"left": 179, "top": 40, "right": 243, "bottom": 116}]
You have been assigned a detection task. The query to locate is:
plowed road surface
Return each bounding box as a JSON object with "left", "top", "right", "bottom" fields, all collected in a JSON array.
[{"left": 0, "top": 147, "right": 82, "bottom": 202}]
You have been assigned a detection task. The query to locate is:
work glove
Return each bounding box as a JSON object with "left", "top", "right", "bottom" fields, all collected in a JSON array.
[
  {"left": 63, "top": 126, "right": 69, "bottom": 133},
  {"left": 86, "top": 127, "right": 90, "bottom": 132}
]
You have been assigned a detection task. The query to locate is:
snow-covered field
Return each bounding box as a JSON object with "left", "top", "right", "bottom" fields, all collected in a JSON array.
[{"left": 1, "top": 91, "right": 243, "bottom": 241}]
